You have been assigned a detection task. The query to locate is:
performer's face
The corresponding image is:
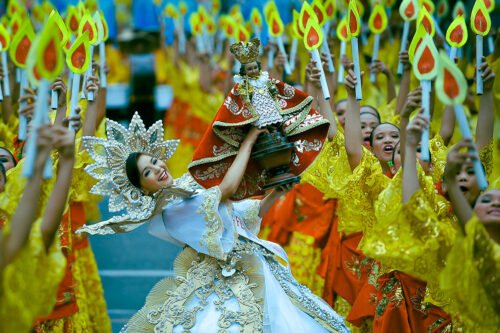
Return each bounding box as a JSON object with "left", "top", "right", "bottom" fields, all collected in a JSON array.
[
  {"left": 370, "top": 124, "right": 400, "bottom": 163},
  {"left": 474, "top": 189, "right": 500, "bottom": 224},
  {"left": 244, "top": 62, "right": 260, "bottom": 78},
  {"left": 453, "top": 162, "right": 480, "bottom": 206},
  {"left": 391, "top": 142, "right": 432, "bottom": 175},
  {"left": 335, "top": 101, "right": 347, "bottom": 128},
  {"left": 360, "top": 113, "right": 380, "bottom": 148},
  {"left": 0, "top": 148, "right": 15, "bottom": 172},
  {"left": 136, "top": 154, "right": 173, "bottom": 194}
]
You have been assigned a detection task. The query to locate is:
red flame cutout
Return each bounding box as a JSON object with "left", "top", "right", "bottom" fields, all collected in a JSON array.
[
  {"left": 306, "top": 25, "right": 320, "bottom": 48},
  {"left": 417, "top": 46, "right": 435, "bottom": 74},
  {"left": 444, "top": 68, "right": 459, "bottom": 98},
  {"left": 349, "top": 11, "right": 358, "bottom": 32},
  {"left": 15, "top": 35, "right": 31, "bottom": 65},
  {"left": 474, "top": 9, "right": 488, "bottom": 33},
  {"left": 373, "top": 12, "right": 383, "bottom": 30},
  {"left": 450, "top": 25, "right": 464, "bottom": 43},
  {"left": 70, "top": 42, "right": 86, "bottom": 69},
  {"left": 405, "top": 2, "right": 415, "bottom": 18},
  {"left": 43, "top": 39, "right": 57, "bottom": 72},
  {"left": 326, "top": 3, "right": 334, "bottom": 16}
]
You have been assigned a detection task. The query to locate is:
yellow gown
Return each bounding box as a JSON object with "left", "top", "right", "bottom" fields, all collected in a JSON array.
[
  {"left": 0, "top": 219, "right": 66, "bottom": 333},
  {"left": 439, "top": 215, "right": 500, "bottom": 332}
]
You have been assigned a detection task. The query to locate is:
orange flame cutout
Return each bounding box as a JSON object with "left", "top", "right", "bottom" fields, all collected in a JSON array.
[
  {"left": 264, "top": 2, "right": 278, "bottom": 23},
  {"left": 206, "top": 16, "right": 216, "bottom": 35},
  {"left": 417, "top": 7, "right": 435, "bottom": 37},
  {"left": 9, "top": 12, "right": 22, "bottom": 36},
  {"left": 35, "top": 20, "right": 64, "bottom": 80},
  {"left": 470, "top": 0, "right": 491, "bottom": 36},
  {"left": 437, "top": 0, "right": 449, "bottom": 17},
  {"left": 164, "top": 4, "right": 179, "bottom": 19},
  {"left": 49, "top": 10, "right": 70, "bottom": 48},
  {"left": 66, "top": 32, "right": 90, "bottom": 74},
  {"left": 303, "top": 17, "right": 323, "bottom": 51},
  {"left": 237, "top": 25, "right": 250, "bottom": 42},
  {"left": 408, "top": 24, "right": 427, "bottom": 63},
  {"left": 446, "top": 15, "right": 468, "bottom": 48},
  {"left": 0, "top": 24, "right": 10, "bottom": 51},
  {"left": 9, "top": 20, "right": 34, "bottom": 68},
  {"left": 292, "top": 10, "right": 304, "bottom": 38},
  {"left": 179, "top": 2, "right": 188, "bottom": 15},
  {"left": 212, "top": 0, "right": 221, "bottom": 13},
  {"left": 435, "top": 51, "right": 467, "bottom": 105},
  {"left": 452, "top": 2, "right": 466, "bottom": 17},
  {"left": 336, "top": 17, "right": 350, "bottom": 42},
  {"left": 198, "top": 5, "right": 208, "bottom": 24},
  {"left": 269, "top": 11, "right": 284, "bottom": 37},
  {"left": 347, "top": 0, "right": 361, "bottom": 37},
  {"left": 369, "top": 3, "right": 388, "bottom": 34},
  {"left": 399, "top": 0, "right": 419, "bottom": 21},
  {"left": 324, "top": 0, "right": 336, "bottom": 19},
  {"left": 65, "top": 5, "right": 80, "bottom": 35},
  {"left": 79, "top": 12, "right": 98, "bottom": 45},
  {"left": 422, "top": 0, "right": 435, "bottom": 14},
  {"left": 100, "top": 11, "right": 109, "bottom": 42},
  {"left": 299, "top": 2, "right": 315, "bottom": 31},
  {"left": 224, "top": 17, "right": 236, "bottom": 38},
  {"left": 189, "top": 13, "right": 201, "bottom": 35},
  {"left": 484, "top": 0, "right": 494, "bottom": 12},
  {"left": 250, "top": 8, "right": 263, "bottom": 27},
  {"left": 311, "top": 0, "right": 326, "bottom": 26},
  {"left": 7, "top": 1, "right": 25, "bottom": 18},
  {"left": 412, "top": 34, "right": 439, "bottom": 80}
]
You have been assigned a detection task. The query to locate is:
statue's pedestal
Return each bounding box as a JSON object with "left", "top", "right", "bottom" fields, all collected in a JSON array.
[{"left": 251, "top": 130, "right": 300, "bottom": 190}]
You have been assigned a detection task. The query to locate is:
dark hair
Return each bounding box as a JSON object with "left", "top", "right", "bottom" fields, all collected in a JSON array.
[
  {"left": 126, "top": 152, "right": 142, "bottom": 189},
  {"left": 0, "top": 146, "right": 17, "bottom": 167},
  {"left": 369, "top": 122, "right": 400, "bottom": 147},
  {"left": 360, "top": 105, "right": 381, "bottom": 123},
  {"left": 239, "top": 61, "right": 262, "bottom": 76},
  {"left": 335, "top": 98, "right": 347, "bottom": 108},
  {"left": 0, "top": 162, "right": 6, "bottom": 184}
]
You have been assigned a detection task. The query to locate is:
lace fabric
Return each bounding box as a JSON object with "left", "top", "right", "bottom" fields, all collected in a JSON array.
[
  {"left": 439, "top": 215, "right": 500, "bottom": 332},
  {"left": 0, "top": 219, "right": 66, "bottom": 333}
]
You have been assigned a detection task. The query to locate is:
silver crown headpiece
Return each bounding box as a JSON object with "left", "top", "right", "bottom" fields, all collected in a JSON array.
[{"left": 83, "top": 112, "right": 180, "bottom": 217}]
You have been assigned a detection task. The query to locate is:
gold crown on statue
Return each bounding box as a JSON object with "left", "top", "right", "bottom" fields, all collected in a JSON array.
[
  {"left": 82, "top": 112, "right": 179, "bottom": 218},
  {"left": 230, "top": 38, "right": 260, "bottom": 64}
]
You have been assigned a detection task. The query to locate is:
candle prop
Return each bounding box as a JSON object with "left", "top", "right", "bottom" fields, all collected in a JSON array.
[
  {"left": 435, "top": 51, "right": 488, "bottom": 189},
  {"left": 289, "top": 10, "right": 303, "bottom": 72},
  {"left": 97, "top": 11, "right": 109, "bottom": 89},
  {"left": 417, "top": 7, "right": 435, "bottom": 37},
  {"left": 250, "top": 7, "right": 263, "bottom": 43},
  {"left": 48, "top": 10, "right": 69, "bottom": 109},
  {"left": 268, "top": 11, "right": 291, "bottom": 75},
  {"left": 0, "top": 24, "right": 10, "bottom": 98},
  {"left": 197, "top": 5, "right": 212, "bottom": 55},
  {"left": 412, "top": 34, "right": 439, "bottom": 162},
  {"left": 78, "top": 12, "right": 98, "bottom": 101},
  {"left": 323, "top": 0, "right": 336, "bottom": 38},
  {"left": 336, "top": 17, "right": 349, "bottom": 83},
  {"left": 470, "top": 0, "right": 491, "bottom": 95},
  {"left": 446, "top": 15, "right": 467, "bottom": 60},
  {"left": 397, "top": 0, "right": 419, "bottom": 74},
  {"left": 304, "top": 17, "right": 330, "bottom": 100},
  {"left": 368, "top": 3, "right": 388, "bottom": 83},
  {"left": 408, "top": 24, "right": 426, "bottom": 64},
  {"left": 312, "top": 0, "right": 334, "bottom": 73},
  {"left": 66, "top": 32, "right": 90, "bottom": 134},
  {"left": 347, "top": 0, "right": 362, "bottom": 100},
  {"left": 236, "top": 25, "right": 250, "bottom": 43},
  {"left": 23, "top": 20, "right": 64, "bottom": 179},
  {"left": 452, "top": 1, "right": 466, "bottom": 18},
  {"left": 10, "top": 20, "right": 34, "bottom": 141},
  {"left": 190, "top": 13, "right": 205, "bottom": 54},
  {"left": 421, "top": 0, "right": 435, "bottom": 14},
  {"left": 436, "top": 0, "right": 449, "bottom": 19},
  {"left": 263, "top": 2, "right": 279, "bottom": 68}
]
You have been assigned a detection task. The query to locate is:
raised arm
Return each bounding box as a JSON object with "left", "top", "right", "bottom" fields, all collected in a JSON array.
[
  {"left": 344, "top": 66, "right": 363, "bottom": 170},
  {"left": 475, "top": 59, "right": 495, "bottom": 151},
  {"left": 1, "top": 125, "right": 53, "bottom": 269},
  {"left": 41, "top": 125, "right": 76, "bottom": 249},
  {"left": 218, "top": 127, "right": 266, "bottom": 201},
  {"left": 81, "top": 72, "right": 100, "bottom": 137},
  {"left": 399, "top": 87, "right": 422, "bottom": 163},
  {"left": 370, "top": 59, "right": 396, "bottom": 103},
  {"left": 442, "top": 139, "right": 477, "bottom": 230},
  {"left": 395, "top": 51, "right": 411, "bottom": 115},
  {"left": 307, "top": 58, "right": 337, "bottom": 140},
  {"left": 51, "top": 76, "right": 68, "bottom": 127},
  {"left": 402, "top": 111, "right": 428, "bottom": 203}
]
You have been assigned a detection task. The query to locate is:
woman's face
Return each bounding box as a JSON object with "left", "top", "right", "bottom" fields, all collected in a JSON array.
[
  {"left": 360, "top": 113, "right": 380, "bottom": 148},
  {"left": 244, "top": 62, "right": 260, "bottom": 79},
  {"left": 391, "top": 143, "right": 432, "bottom": 175},
  {"left": 455, "top": 162, "right": 480, "bottom": 205},
  {"left": 136, "top": 154, "right": 173, "bottom": 194},
  {"left": 335, "top": 101, "right": 347, "bottom": 128},
  {"left": 371, "top": 124, "right": 400, "bottom": 163},
  {"left": 0, "top": 148, "right": 15, "bottom": 172},
  {"left": 474, "top": 189, "right": 500, "bottom": 224}
]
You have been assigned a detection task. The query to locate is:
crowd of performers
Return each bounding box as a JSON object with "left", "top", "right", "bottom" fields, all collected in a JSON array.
[{"left": 0, "top": 2, "right": 499, "bottom": 333}]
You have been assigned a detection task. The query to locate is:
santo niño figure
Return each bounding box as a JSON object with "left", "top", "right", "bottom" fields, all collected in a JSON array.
[{"left": 188, "top": 38, "right": 330, "bottom": 200}]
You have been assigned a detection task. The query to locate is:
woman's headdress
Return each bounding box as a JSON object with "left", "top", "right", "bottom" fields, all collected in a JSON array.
[{"left": 82, "top": 112, "right": 180, "bottom": 230}]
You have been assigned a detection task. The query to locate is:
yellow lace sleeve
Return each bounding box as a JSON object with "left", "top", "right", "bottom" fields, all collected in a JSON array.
[
  {"left": 439, "top": 215, "right": 500, "bottom": 332},
  {"left": 301, "top": 131, "right": 351, "bottom": 198},
  {"left": 0, "top": 219, "right": 66, "bottom": 333},
  {"left": 360, "top": 168, "right": 456, "bottom": 283},
  {"left": 429, "top": 133, "right": 448, "bottom": 183},
  {"left": 479, "top": 140, "right": 493, "bottom": 179}
]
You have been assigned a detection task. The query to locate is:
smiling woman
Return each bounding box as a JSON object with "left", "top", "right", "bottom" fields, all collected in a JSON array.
[{"left": 126, "top": 152, "right": 173, "bottom": 195}]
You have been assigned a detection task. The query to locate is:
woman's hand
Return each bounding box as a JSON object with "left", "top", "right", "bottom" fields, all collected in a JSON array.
[
  {"left": 52, "top": 125, "right": 75, "bottom": 160},
  {"left": 370, "top": 59, "right": 391, "bottom": 77},
  {"left": 51, "top": 76, "right": 67, "bottom": 108},
  {"left": 18, "top": 88, "right": 36, "bottom": 119},
  {"left": 241, "top": 127, "right": 268, "bottom": 149},
  {"left": 405, "top": 109, "right": 428, "bottom": 147},
  {"left": 402, "top": 87, "right": 422, "bottom": 118},
  {"left": 443, "top": 139, "right": 477, "bottom": 183},
  {"left": 344, "top": 66, "right": 358, "bottom": 97}
]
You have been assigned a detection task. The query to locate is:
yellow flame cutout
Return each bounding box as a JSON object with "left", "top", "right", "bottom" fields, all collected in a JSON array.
[
  {"left": 268, "top": 11, "right": 284, "bottom": 37},
  {"left": 412, "top": 34, "right": 439, "bottom": 80},
  {"left": 336, "top": 17, "right": 350, "bottom": 42},
  {"left": 435, "top": 50, "right": 467, "bottom": 105},
  {"left": 368, "top": 3, "right": 388, "bottom": 34},
  {"left": 311, "top": 0, "right": 327, "bottom": 26},
  {"left": 470, "top": 0, "right": 491, "bottom": 36},
  {"left": 417, "top": 7, "right": 435, "bottom": 37},
  {"left": 303, "top": 16, "right": 323, "bottom": 51},
  {"left": 324, "top": 0, "right": 336, "bottom": 19},
  {"left": 299, "top": 2, "right": 315, "bottom": 32},
  {"left": 9, "top": 19, "right": 35, "bottom": 68},
  {"left": 446, "top": 15, "right": 468, "bottom": 48},
  {"left": 66, "top": 31, "right": 90, "bottom": 74},
  {"left": 78, "top": 11, "right": 98, "bottom": 45},
  {"left": 408, "top": 24, "right": 427, "bottom": 63},
  {"left": 347, "top": 0, "right": 361, "bottom": 37},
  {"left": 0, "top": 23, "right": 11, "bottom": 51},
  {"left": 250, "top": 8, "right": 263, "bottom": 27}
]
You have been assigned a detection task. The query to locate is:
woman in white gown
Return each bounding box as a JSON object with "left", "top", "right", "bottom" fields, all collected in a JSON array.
[{"left": 79, "top": 113, "right": 349, "bottom": 333}]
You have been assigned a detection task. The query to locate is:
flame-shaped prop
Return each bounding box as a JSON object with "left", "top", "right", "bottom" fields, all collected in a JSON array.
[
  {"left": 268, "top": 11, "right": 291, "bottom": 75},
  {"left": 348, "top": 0, "right": 362, "bottom": 99},
  {"left": 311, "top": 0, "right": 326, "bottom": 26},
  {"left": 9, "top": 12, "right": 23, "bottom": 38},
  {"left": 412, "top": 34, "right": 438, "bottom": 161},
  {"left": 452, "top": 1, "right": 466, "bottom": 17},
  {"left": 79, "top": 11, "right": 98, "bottom": 101},
  {"left": 422, "top": 0, "right": 435, "bottom": 14},
  {"left": 437, "top": 0, "right": 449, "bottom": 18},
  {"left": 304, "top": 18, "right": 330, "bottom": 100},
  {"left": 312, "top": 0, "right": 334, "bottom": 72},
  {"left": 337, "top": 17, "right": 349, "bottom": 83},
  {"left": 65, "top": 5, "right": 81, "bottom": 35},
  {"left": 397, "top": 0, "right": 420, "bottom": 74},
  {"left": 299, "top": 2, "right": 315, "bottom": 32},
  {"left": 408, "top": 24, "right": 426, "bottom": 64},
  {"left": 250, "top": 8, "right": 263, "bottom": 29},
  {"left": 435, "top": 51, "right": 488, "bottom": 189},
  {"left": 446, "top": 15, "right": 467, "bottom": 59},
  {"left": 324, "top": 0, "right": 336, "bottom": 20},
  {"left": 368, "top": 3, "right": 388, "bottom": 82},
  {"left": 417, "top": 7, "right": 435, "bottom": 37},
  {"left": 471, "top": 0, "right": 491, "bottom": 95}
]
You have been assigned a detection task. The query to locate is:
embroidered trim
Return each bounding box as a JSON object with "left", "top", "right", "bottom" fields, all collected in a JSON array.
[{"left": 197, "top": 187, "right": 226, "bottom": 260}]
